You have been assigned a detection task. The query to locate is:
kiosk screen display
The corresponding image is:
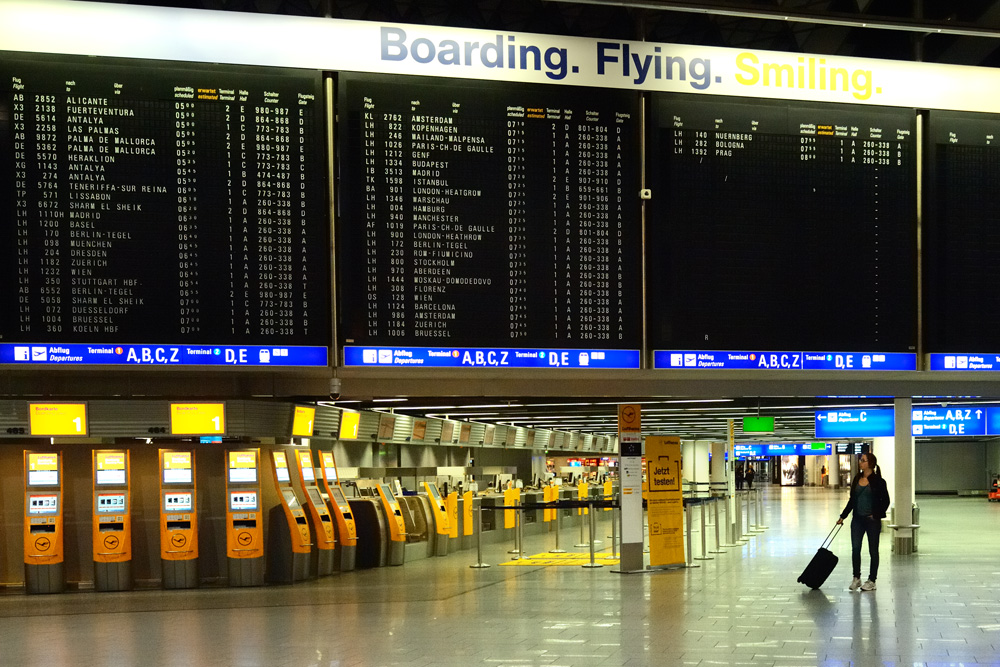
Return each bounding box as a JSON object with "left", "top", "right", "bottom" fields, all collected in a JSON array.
[
  {"left": 96, "top": 493, "right": 126, "bottom": 513},
  {"left": 27, "top": 494, "right": 58, "bottom": 515},
  {"left": 307, "top": 487, "right": 325, "bottom": 508},
  {"left": 337, "top": 73, "right": 642, "bottom": 353},
  {"left": 0, "top": 52, "right": 330, "bottom": 361},
  {"left": 329, "top": 486, "right": 350, "bottom": 512},
  {"left": 281, "top": 488, "right": 300, "bottom": 510},
  {"left": 275, "top": 467, "right": 290, "bottom": 483},
  {"left": 95, "top": 469, "right": 126, "bottom": 486},
  {"left": 163, "top": 492, "right": 193, "bottom": 512},
  {"left": 301, "top": 465, "right": 315, "bottom": 482},
  {"left": 227, "top": 451, "right": 257, "bottom": 483},
  {"left": 229, "top": 491, "right": 258, "bottom": 511},
  {"left": 426, "top": 483, "right": 443, "bottom": 504},
  {"left": 162, "top": 452, "right": 193, "bottom": 484},
  {"left": 26, "top": 452, "right": 59, "bottom": 487},
  {"left": 646, "top": 94, "right": 917, "bottom": 352}
]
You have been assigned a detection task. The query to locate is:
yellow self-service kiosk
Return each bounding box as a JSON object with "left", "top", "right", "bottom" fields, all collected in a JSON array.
[
  {"left": 159, "top": 450, "right": 198, "bottom": 589},
  {"left": 293, "top": 449, "right": 335, "bottom": 576},
  {"left": 375, "top": 482, "right": 407, "bottom": 566},
  {"left": 225, "top": 448, "right": 264, "bottom": 586},
  {"left": 318, "top": 451, "right": 357, "bottom": 571},
  {"left": 92, "top": 449, "right": 132, "bottom": 591},
  {"left": 24, "top": 451, "right": 65, "bottom": 594},
  {"left": 423, "top": 482, "right": 450, "bottom": 557},
  {"left": 266, "top": 450, "right": 313, "bottom": 583}
]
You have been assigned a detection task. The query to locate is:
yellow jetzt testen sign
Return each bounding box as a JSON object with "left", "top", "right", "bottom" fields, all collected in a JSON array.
[{"left": 29, "top": 403, "right": 87, "bottom": 436}]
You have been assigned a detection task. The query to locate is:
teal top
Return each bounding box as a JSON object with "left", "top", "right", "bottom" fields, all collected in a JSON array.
[{"left": 855, "top": 483, "right": 873, "bottom": 516}]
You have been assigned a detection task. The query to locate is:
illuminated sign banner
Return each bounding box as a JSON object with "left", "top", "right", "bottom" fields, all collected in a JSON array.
[
  {"left": 815, "top": 409, "right": 895, "bottom": 438},
  {"left": 28, "top": 403, "right": 87, "bottom": 436},
  {"left": 654, "top": 351, "right": 916, "bottom": 371},
  {"left": 292, "top": 407, "right": 316, "bottom": 437},
  {"left": 735, "top": 443, "right": 832, "bottom": 458},
  {"left": 928, "top": 354, "right": 1000, "bottom": 371},
  {"left": 344, "top": 346, "right": 640, "bottom": 369},
  {"left": 170, "top": 403, "right": 225, "bottom": 435},
  {"left": 0, "top": 344, "right": 327, "bottom": 367},
  {"left": 5, "top": 2, "right": 1000, "bottom": 112},
  {"left": 911, "top": 407, "right": 986, "bottom": 437}
]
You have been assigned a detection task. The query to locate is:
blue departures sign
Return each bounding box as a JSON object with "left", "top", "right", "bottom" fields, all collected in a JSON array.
[
  {"left": 734, "top": 443, "right": 832, "bottom": 458},
  {"left": 927, "top": 354, "right": 1000, "bottom": 371},
  {"left": 0, "top": 344, "right": 328, "bottom": 367},
  {"left": 343, "top": 346, "right": 641, "bottom": 368},
  {"left": 654, "top": 350, "right": 916, "bottom": 370},
  {"left": 815, "top": 408, "right": 896, "bottom": 438}
]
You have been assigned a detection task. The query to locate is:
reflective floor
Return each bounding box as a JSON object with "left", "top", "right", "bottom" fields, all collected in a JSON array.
[{"left": 3, "top": 486, "right": 1000, "bottom": 666}]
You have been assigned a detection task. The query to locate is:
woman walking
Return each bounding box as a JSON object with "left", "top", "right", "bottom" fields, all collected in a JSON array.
[{"left": 836, "top": 452, "right": 890, "bottom": 591}]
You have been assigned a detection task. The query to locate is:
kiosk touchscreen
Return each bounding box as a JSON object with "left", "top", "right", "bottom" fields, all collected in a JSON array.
[
  {"left": 159, "top": 450, "right": 198, "bottom": 589},
  {"left": 375, "top": 482, "right": 407, "bottom": 566},
  {"left": 423, "top": 482, "right": 450, "bottom": 557},
  {"left": 92, "top": 450, "right": 132, "bottom": 592},
  {"left": 294, "top": 450, "right": 335, "bottom": 576},
  {"left": 24, "top": 451, "right": 65, "bottom": 594},
  {"left": 225, "top": 449, "right": 264, "bottom": 587},
  {"left": 266, "top": 450, "right": 313, "bottom": 583}
]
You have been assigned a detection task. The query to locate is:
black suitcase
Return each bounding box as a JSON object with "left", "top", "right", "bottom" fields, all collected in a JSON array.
[{"left": 797, "top": 524, "right": 842, "bottom": 589}]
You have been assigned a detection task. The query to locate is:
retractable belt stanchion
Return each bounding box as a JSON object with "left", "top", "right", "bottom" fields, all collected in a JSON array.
[
  {"left": 611, "top": 504, "right": 619, "bottom": 559},
  {"left": 757, "top": 488, "right": 769, "bottom": 529},
  {"left": 517, "top": 500, "right": 529, "bottom": 560},
  {"left": 684, "top": 501, "right": 699, "bottom": 568},
  {"left": 736, "top": 492, "right": 748, "bottom": 544},
  {"left": 508, "top": 497, "right": 521, "bottom": 557},
  {"left": 694, "top": 500, "right": 713, "bottom": 561},
  {"left": 582, "top": 501, "right": 602, "bottom": 568},
  {"left": 549, "top": 495, "right": 565, "bottom": 553},
  {"left": 469, "top": 497, "right": 490, "bottom": 569},
  {"left": 710, "top": 498, "right": 725, "bottom": 554},
  {"left": 575, "top": 501, "right": 588, "bottom": 548}
]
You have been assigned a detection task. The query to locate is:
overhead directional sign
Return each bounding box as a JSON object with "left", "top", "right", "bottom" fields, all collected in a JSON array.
[
  {"left": 815, "top": 409, "right": 895, "bottom": 438},
  {"left": 911, "top": 406, "right": 986, "bottom": 437},
  {"left": 654, "top": 350, "right": 916, "bottom": 370}
]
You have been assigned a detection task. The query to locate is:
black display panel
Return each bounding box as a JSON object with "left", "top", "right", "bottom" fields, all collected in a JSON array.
[
  {"left": 925, "top": 111, "right": 1000, "bottom": 351},
  {"left": 337, "top": 73, "right": 641, "bottom": 350},
  {"left": 0, "top": 53, "right": 329, "bottom": 357},
  {"left": 646, "top": 94, "right": 917, "bottom": 352}
]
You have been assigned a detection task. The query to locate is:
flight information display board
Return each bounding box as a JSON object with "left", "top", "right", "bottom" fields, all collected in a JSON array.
[
  {"left": 337, "top": 73, "right": 641, "bottom": 368},
  {"left": 0, "top": 52, "right": 329, "bottom": 366},
  {"left": 925, "top": 111, "right": 1000, "bottom": 362},
  {"left": 646, "top": 94, "right": 917, "bottom": 363}
]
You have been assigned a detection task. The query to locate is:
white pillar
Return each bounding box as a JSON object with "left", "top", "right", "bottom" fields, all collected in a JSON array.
[
  {"left": 886, "top": 398, "right": 915, "bottom": 555},
  {"left": 709, "top": 442, "right": 727, "bottom": 491},
  {"left": 693, "top": 440, "right": 711, "bottom": 492},
  {"left": 681, "top": 440, "right": 696, "bottom": 486}
]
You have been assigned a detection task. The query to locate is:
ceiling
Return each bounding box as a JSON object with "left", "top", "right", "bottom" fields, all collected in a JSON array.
[{"left": 103, "top": 0, "right": 1000, "bottom": 441}]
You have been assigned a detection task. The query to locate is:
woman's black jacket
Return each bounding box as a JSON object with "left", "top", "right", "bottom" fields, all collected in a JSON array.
[{"left": 839, "top": 472, "right": 890, "bottom": 520}]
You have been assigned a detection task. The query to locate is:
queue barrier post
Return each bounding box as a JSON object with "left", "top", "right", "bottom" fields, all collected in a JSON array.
[{"left": 469, "top": 500, "right": 490, "bottom": 569}]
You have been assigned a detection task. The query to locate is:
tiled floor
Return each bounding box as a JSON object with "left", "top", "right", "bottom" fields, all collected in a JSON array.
[{"left": 3, "top": 486, "right": 1000, "bottom": 666}]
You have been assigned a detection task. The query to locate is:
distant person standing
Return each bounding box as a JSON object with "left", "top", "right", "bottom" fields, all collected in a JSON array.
[
  {"left": 735, "top": 464, "right": 744, "bottom": 491},
  {"left": 744, "top": 464, "right": 756, "bottom": 490}
]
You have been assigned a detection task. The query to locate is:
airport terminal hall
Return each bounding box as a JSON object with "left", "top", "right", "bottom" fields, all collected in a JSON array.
[{"left": 9, "top": 1, "right": 1000, "bottom": 665}]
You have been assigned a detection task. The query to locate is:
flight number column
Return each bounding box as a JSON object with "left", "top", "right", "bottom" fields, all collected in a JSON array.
[
  {"left": 506, "top": 113, "right": 528, "bottom": 339},
  {"left": 36, "top": 92, "right": 63, "bottom": 335},
  {"left": 384, "top": 111, "right": 405, "bottom": 337},
  {"left": 175, "top": 100, "right": 200, "bottom": 335}
]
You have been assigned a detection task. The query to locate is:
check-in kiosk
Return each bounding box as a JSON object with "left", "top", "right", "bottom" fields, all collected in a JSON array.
[
  {"left": 92, "top": 449, "right": 132, "bottom": 591},
  {"left": 159, "top": 450, "right": 198, "bottom": 589},
  {"left": 318, "top": 451, "right": 357, "bottom": 571},
  {"left": 293, "top": 449, "right": 335, "bottom": 576},
  {"left": 423, "top": 482, "right": 450, "bottom": 557},
  {"left": 24, "top": 451, "right": 65, "bottom": 594},
  {"left": 376, "top": 482, "right": 407, "bottom": 566},
  {"left": 225, "top": 448, "right": 264, "bottom": 586},
  {"left": 266, "top": 450, "right": 312, "bottom": 583}
]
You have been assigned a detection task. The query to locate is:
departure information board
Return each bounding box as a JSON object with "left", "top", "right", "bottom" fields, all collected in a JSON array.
[
  {"left": 0, "top": 53, "right": 329, "bottom": 366},
  {"left": 647, "top": 94, "right": 917, "bottom": 365},
  {"left": 925, "top": 111, "right": 1000, "bottom": 363},
  {"left": 338, "top": 73, "right": 641, "bottom": 368}
]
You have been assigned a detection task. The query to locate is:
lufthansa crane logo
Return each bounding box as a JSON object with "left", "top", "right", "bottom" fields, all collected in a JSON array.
[
  {"left": 237, "top": 531, "right": 253, "bottom": 546},
  {"left": 35, "top": 537, "right": 51, "bottom": 551}
]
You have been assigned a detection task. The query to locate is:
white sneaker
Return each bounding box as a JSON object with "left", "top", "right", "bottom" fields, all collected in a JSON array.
[
  {"left": 849, "top": 577, "right": 862, "bottom": 591},
  {"left": 860, "top": 580, "right": 877, "bottom": 591}
]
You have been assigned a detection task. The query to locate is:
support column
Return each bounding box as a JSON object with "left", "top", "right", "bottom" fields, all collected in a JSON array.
[{"left": 889, "top": 398, "right": 915, "bottom": 555}]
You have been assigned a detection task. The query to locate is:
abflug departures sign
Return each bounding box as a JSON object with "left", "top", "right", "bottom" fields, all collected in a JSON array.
[
  {"left": 337, "top": 73, "right": 642, "bottom": 368},
  {"left": 0, "top": 52, "right": 330, "bottom": 366}
]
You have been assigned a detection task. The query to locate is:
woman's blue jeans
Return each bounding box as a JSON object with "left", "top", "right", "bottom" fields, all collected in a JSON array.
[{"left": 851, "top": 515, "right": 881, "bottom": 581}]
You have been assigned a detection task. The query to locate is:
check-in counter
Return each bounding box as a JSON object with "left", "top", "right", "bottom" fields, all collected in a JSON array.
[
  {"left": 423, "top": 482, "right": 449, "bottom": 557},
  {"left": 349, "top": 498, "right": 386, "bottom": 568},
  {"left": 522, "top": 490, "right": 542, "bottom": 525},
  {"left": 479, "top": 494, "right": 501, "bottom": 532}
]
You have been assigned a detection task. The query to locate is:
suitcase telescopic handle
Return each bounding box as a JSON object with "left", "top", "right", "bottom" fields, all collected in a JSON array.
[{"left": 821, "top": 523, "right": 843, "bottom": 550}]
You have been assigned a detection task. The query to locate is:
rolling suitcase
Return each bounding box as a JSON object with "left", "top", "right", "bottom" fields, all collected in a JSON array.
[{"left": 797, "top": 524, "right": 842, "bottom": 589}]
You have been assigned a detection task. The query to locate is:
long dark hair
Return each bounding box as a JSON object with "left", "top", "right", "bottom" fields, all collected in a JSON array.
[{"left": 863, "top": 452, "right": 881, "bottom": 476}]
